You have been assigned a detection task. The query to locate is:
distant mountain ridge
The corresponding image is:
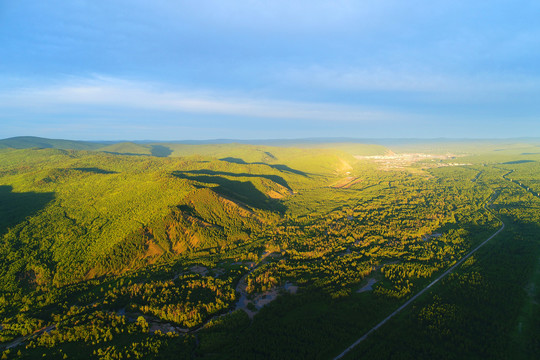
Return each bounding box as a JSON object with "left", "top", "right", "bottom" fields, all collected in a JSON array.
[
  {"left": 0, "top": 136, "right": 105, "bottom": 150},
  {"left": 2, "top": 136, "right": 539, "bottom": 157},
  {"left": 2, "top": 135, "right": 540, "bottom": 146},
  {"left": 0, "top": 136, "right": 388, "bottom": 157}
]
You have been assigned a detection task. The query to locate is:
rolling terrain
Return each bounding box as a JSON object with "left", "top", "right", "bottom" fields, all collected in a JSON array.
[{"left": 0, "top": 138, "right": 539, "bottom": 359}]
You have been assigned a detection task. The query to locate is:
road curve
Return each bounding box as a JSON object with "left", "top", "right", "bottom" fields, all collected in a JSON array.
[{"left": 333, "top": 192, "right": 505, "bottom": 360}]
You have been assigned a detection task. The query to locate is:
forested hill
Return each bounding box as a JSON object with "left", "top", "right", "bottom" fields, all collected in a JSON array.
[
  {"left": 0, "top": 148, "right": 302, "bottom": 288},
  {"left": 0, "top": 136, "right": 388, "bottom": 158},
  {"left": 0, "top": 136, "right": 387, "bottom": 177},
  {"left": 0, "top": 136, "right": 105, "bottom": 151},
  {"left": 1, "top": 140, "right": 539, "bottom": 359},
  {"left": 3, "top": 136, "right": 539, "bottom": 157}
]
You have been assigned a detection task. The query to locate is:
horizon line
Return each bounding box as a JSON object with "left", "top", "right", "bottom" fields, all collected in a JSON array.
[{"left": 3, "top": 135, "right": 540, "bottom": 143}]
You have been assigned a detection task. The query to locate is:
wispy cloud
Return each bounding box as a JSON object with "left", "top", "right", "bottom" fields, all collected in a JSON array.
[
  {"left": 279, "top": 65, "right": 540, "bottom": 95},
  {"left": 0, "top": 76, "right": 417, "bottom": 123}
]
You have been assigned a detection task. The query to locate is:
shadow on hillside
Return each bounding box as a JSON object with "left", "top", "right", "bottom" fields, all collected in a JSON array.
[
  {"left": 102, "top": 151, "right": 147, "bottom": 157},
  {"left": 219, "top": 157, "right": 308, "bottom": 177},
  {"left": 220, "top": 157, "right": 247, "bottom": 164},
  {"left": 73, "top": 167, "right": 118, "bottom": 174},
  {"left": 257, "top": 163, "right": 308, "bottom": 176},
  {"left": 151, "top": 145, "right": 173, "bottom": 157},
  {"left": 0, "top": 185, "right": 55, "bottom": 236},
  {"left": 172, "top": 172, "right": 286, "bottom": 213},
  {"left": 503, "top": 160, "right": 536, "bottom": 164},
  {"left": 180, "top": 169, "right": 292, "bottom": 190}
]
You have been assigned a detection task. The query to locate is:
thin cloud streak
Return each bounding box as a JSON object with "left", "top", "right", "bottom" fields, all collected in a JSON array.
[
  {"left": 0, "top": 77, "right": 418, "bottom": 123},
  {"left": 280, "top": 66, "right": 540, "bottom": 94}
]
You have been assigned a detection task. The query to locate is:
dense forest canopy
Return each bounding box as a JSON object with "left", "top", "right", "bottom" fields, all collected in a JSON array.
[{"left": 0, "top": 137, "right": 539, "bottom": 359}]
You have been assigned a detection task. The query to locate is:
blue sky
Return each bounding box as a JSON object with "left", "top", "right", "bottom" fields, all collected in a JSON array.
[{"left": 1, "top": 0, "right": 539, "bottom": 140}]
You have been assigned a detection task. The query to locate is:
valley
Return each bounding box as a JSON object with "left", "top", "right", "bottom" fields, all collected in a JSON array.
[{"left": 0, "top": 137, "right": 539, "bottom": 359}]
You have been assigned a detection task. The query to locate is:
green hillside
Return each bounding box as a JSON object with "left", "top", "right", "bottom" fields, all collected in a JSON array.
[
  {"left": 0, "top": 141, "right": 539, "bottom": 360},
  {"left": 98, "top": 142, "right": 154, "bottom": 156},
  {"left": 0, "top": 136, "right": 104, "bottom": 151},
  {"left": 0, "top": 148, "right": 298, "bottom": 289},
  {"left": 163, "top": 143, "right": 363, "bottom": 175}
]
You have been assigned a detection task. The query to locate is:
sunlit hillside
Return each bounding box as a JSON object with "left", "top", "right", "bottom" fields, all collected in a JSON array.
[{"left": 0, "top": 139, "right": 539, "bottom": 359}]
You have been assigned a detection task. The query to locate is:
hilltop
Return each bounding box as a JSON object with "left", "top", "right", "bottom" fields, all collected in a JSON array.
[{"left": 0, "top": 138, "right": 539, "bottom": 359}]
